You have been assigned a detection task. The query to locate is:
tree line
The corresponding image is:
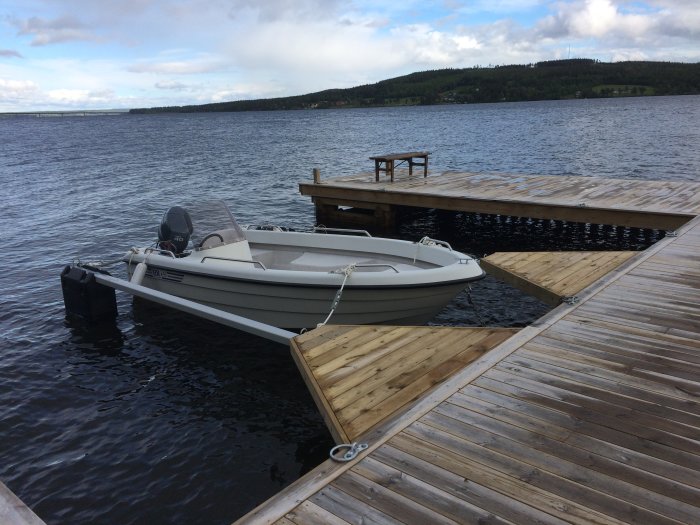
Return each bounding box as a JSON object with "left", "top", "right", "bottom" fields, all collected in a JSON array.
[{"left": 129, "top": 59, "right": 700, "bottom": 114}]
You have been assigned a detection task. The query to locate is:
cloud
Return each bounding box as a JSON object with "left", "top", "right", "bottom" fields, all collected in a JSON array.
[
  {"left": 538, "top": 1, "right": 622, "bottom": 38},
  {"left": 208, "top": 82, "right": 283, "bottom": 101},
  {"left": 535, "top": 0, "right": 694, "bottom": 41},
  {"left": 0, "top": 78, "right": 40, "bottom": 106},
  {"left": 15, "top": 15, "right": 100, "bottom": 46},
  {"left": 0, "top": 55, "right": 153, "bottom": 111},
  {"left": 225, "top": 18, "right": 394, "bottom": 75},
  {"left": 223, "top": 15, "right": 484, "bottom": 87},
  {"left": 652, "top": 1, "right": 700, "bottom": 40},
  {"left": 1, "top": 49, "right": 24, "bottom": 58},
  {"left": 389, "top": 24, "right": 482, "bottom": 65},
  {"left": 155, "top": 80, "right": 189, "bottom": 90},
  {"left": 532, "top": 0, "right": 700, "bottom": 61},
  {"left": 46, "top": 88, "right": 115, "bottom": 105},
  {"left": 128, "top": 54, "right": 227, "bottom": 75},
  {"left": 220, "top": 0, "right": 344, "bottom": 22}
]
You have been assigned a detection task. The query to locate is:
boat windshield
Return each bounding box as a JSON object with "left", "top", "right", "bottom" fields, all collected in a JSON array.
[{"left": 186, "top": 200, "right": 246, "bottom": 247}]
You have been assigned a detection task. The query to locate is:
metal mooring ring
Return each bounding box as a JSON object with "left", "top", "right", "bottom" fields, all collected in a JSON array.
[{"left": 329, "top": 442, "right": 368, "bottom": 462}]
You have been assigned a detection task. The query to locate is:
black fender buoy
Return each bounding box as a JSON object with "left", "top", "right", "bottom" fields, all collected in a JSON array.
[{"left": 61, "top": 266, "right": 118, "bottom": 323}]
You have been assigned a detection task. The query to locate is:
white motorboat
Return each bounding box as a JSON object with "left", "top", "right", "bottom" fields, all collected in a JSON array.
[{"left": 123, "top": 202, "right": 485, "bottom": 329}]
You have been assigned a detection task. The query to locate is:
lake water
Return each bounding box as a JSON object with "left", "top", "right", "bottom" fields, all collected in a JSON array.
[{"left": 1, "top": 95, "right": 699, "bottom": 524}]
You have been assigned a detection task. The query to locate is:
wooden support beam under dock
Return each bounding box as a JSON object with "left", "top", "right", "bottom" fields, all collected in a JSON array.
[
  {"left": 301, "top": 170, "right": 700, "bottom": 230},
  {"left": 236, "top": 213, "right": 700, "bottom": 525},
  {"left": 290, "top": 326, "right": 517, "bottom": 444},
  {"left": 481, "top": 250, "right": 637, "bottom": 305}
]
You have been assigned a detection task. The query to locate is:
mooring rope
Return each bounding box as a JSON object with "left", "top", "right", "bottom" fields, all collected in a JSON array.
[
  {"left": 75, "top": 251, "right": 133, "bottom": 272},
  {"left": 317, "top": 263, "right": 357, "bottom": 327}
]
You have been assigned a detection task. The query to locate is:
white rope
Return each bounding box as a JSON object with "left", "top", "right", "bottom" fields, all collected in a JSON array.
[
  {"left": 416, "top": 236, "right": 452, "bottom": 250},
  {"left": 413, "top": 236, "right": 452, "bottom": 263},
  {"left": 126, "top": 247, "right": 140, "bottom": 279},
  {"left": 413, "top": 236, "right": 431, "bottom": 263},
  {"left": 74, "top": 250, "right": 134, "bottom": 274},
  {"left": 317, "top": 263, "right": 356, "bottom": 327},
  {"left": 127, "top": 248, "right": 135, "bottom": 270}
]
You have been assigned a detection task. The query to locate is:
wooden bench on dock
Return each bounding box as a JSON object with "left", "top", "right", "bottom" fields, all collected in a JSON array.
[{"left": 370, "top": 151, "right": 429, "bottom": 182}]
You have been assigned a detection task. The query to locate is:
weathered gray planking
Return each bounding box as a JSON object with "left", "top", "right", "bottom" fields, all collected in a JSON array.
[{"left": 301, "top": 170, "right": 700, "bottom": 229}]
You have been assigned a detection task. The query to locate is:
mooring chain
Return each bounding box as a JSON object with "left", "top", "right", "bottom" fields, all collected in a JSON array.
[{"left": 466, "top": 284, "right": 485, "bottom": 326}]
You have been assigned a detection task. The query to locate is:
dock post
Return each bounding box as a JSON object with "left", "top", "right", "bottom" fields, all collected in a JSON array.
[
  {"left": 313, "top": 198, "right": 337, "bottom": 225},
  {"left": 374, "top": 203, "right": 396, "bottom": 231},
  {"left": 312, "top": 168, "right": 321, "bottom": 184}
]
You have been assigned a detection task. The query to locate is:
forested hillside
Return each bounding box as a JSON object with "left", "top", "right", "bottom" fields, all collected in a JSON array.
[{"left": 130, "top": 59, "right": 700, "bottom": 114}]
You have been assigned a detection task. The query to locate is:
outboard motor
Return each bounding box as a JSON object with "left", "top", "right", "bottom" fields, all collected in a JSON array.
[{"left": 158, "top": 206, "right": 193, "bottom": 254}]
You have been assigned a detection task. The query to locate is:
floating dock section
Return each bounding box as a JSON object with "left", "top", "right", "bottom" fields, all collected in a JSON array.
[
  {"left": 301, "top": 170, "right": 700, "bottom": 230},
  {"left": 237, "top": 213, "right": 700, "bottom": 525},
  {"left": 481, "top": 250, "right": 637, "bottom": 305},
  {"left": 291, "top": 326, "right": 517, "bottom": 443}
]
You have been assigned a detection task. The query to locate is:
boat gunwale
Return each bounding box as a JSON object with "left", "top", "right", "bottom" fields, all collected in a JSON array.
[
  {"left": 125, "top": 259, "right": 485, "bottom": 291},
  {"left": 126, "top": 229, "right": 484, "bottom": 288}
]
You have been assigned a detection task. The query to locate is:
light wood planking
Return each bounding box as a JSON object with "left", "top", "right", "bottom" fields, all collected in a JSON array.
[
  {"left": 291, "top": 326, "right": 517, "bottom": 443},
  {"left": 235, "top": 214, "right": 700, "bottom": 525},
  {"left": 481, "top": 251, "right": 637, "bottom": 305},
  {"left": 301, "top": 170, "right": 700, "bottom": 229}
]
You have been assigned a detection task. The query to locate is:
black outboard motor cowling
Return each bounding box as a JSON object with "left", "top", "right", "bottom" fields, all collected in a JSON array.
[{"left": 158, "top": 206, "right": 193, "bottom": 254}]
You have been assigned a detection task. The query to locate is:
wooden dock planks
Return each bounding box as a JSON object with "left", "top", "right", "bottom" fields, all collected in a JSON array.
[
  {"left": 481, "top": 251, "right": 637, "bottom": 305},
  {"left": 0, "top": 482, "right": 45, "bottom": 525},
  {"left": 236, "top": 214, "right": 700, "bottom": 525},
  {"left": 301, "top": 171, "right": 700, "bottom": 229},
  {"left": 290, "top": 325, "right": 517, "bottom": 443}
]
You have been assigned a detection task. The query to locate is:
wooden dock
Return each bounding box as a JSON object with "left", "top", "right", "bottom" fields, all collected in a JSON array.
[
  {"left": 301, "top": 170, "right": 700, "bottom": 230},
  {"left": 291, "top": 326, "right": 517, "bottom": 443},
  {"left": 481, "top": 251, "right": 637, "bottom": 305},
  {"left": 236, "top": 214, "right": 700, "bottom": 525},
  {"left": 0, "top": 482, "right": 45, "bottom": 525}
]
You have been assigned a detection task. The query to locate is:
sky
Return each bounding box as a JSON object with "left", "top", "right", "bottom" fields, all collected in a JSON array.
[{"left": 1, "top": 0, "right": 699, "bottom": 112}]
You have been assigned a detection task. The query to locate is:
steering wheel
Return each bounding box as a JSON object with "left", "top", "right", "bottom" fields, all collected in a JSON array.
[{"left": 199, "top": 233, "right": 224, "bottom": 248}]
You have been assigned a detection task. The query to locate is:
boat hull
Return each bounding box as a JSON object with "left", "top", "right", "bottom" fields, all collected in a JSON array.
[{"left": 127, "top": 265, "right": 473, "bottom": 328}]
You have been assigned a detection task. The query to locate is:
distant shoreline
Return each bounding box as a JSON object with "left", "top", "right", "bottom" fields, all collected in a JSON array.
[
  {"left": 6, "top": 93, "right": 699, "bottom": 117},
  {"left": 0, "top": 110, "right": 129, "bottom": 117},
  {"left": 129, "top": 59, "right": 700, "bottom": 115},
  {"left": 5, "top": 93, "right": 699, "bottom": 117}
]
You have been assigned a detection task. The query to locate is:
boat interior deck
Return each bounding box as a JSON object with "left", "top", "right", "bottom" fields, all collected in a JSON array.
[{"left": 249, "top": 243, "right": 437, "bottom": 272}]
